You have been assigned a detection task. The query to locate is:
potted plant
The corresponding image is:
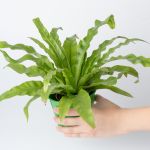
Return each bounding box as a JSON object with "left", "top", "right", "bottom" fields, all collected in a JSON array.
[{"left": 0, "top": 15, "right": 150, "bottom": 128}]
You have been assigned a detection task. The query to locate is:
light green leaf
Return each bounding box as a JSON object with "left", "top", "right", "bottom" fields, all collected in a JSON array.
[
  {"left": 0, "top": 49, "right": 54, "bottom": 73},
  {"left": 33, "top": 18, "right": 50, "bottom": 44},
  {"left": 62, "top": 68, "right": 76, "bottom": 93},
  {"left": 108, "top": 65, "right": 139, "bottom": 78},
  {"left": 99, "top": 65, "right": 139, "bottom": 83},
  {"left": 29, "top": 37, "right": 61, "bottom": 68},
  {"left": 81, "top": 36, "right": 126, "bottom": 75},
  {"left": 50, "top": 27, "right": 63, "bottom": 47},
  {"left": 72, "top": 89, "right": 96, "bottom": 128},
  {"left": 100, "top": 38, "right": 146, "bottom": 64},
  {"left": 29, "top": 37, "right": 48, "bottom": 51},
  {"left": 6, "top": 63, "right": 46, "bottom": 77},
  {"left": 42, "top": 71, "right": 57, "bottom": 102},
  {"left": 80, "top": 15, "right": 115, "bottom": 51},
  {"left": 43, "top": 71, "right": 56, "bottom": 92},
  {"left": 104, "top": 14, "right": 115, "bottom": 29},
  {"left": 0, "top": 81, "right": 43, "bottom": 101},
  {"left": 63, "top": 35, "right": 78, "bottom": 71},
  {"left": 50, "top": 27, "right": 70, "bottom": 68},
  {"left": 85, "top": 84, "right": 133, "bottom": 98},
  {"left": 7, "top": 63, "right": 26, "bottom": 73},
  {"left": 0, "top": 41, "right": 36, "bottom": 54},
  {"left": 0, "top": 49, "right": 16, "bottom": 63},
  {"left": 40, "top": 83, "right": 74, "bottom": 102},
  {"left": 78, "top": 67, "right": 100, "bottom": 87},
  {"left": 58, "top": 96, "right": 73, "bottom": 120},
  {"left": 24, "top": 95, "right": 39, "bottom": 121},
  {"left": 49, "top": 28, "right": 66, "bottom": 68},
  {"left": 33, "top": 18, "right": 65, "bottom": 68},
  {"left": 105, "top": 54, "right": 150, "bottom": 67},
  {"left": 74, "top": 15, "right": 116, "bottom": 87},
  {"left": 85, "top": 77, "right": 118, "bottom": 88}
]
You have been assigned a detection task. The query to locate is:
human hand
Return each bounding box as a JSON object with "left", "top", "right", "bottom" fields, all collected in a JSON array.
[{"left": 53, "top": 95, "right": 127, "bottom": 138}]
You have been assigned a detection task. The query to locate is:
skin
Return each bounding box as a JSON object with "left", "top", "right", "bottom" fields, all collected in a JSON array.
[{"left": 53, "top": 95, "right": 150, "bottom": 138}]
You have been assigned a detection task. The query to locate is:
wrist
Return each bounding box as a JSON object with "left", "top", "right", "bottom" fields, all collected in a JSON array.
[{"left": 119, "top": 108, "right": 150, "bottom": 133}]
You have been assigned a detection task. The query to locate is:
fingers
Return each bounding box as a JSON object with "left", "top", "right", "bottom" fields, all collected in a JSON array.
[
  {"left": 57, "top": 126, "right": 94, "bottom": 137},
  {"left": 53, "top": 108, "right": 79, "bottom": 116},
  {"left": 54, "top": 117, "right": 81, "bottom": 126},
  {"left": 64, "top": 133, "right": 80, "bottom": 137},
  {"left": 56, "top": 126, "right": 82, "bottom": 134},
  {"left": 56, "top": 125, "right": 95, "bottom": 136},
  {"left": 64, "top": 133, "right": 92, "bottom": 138}
]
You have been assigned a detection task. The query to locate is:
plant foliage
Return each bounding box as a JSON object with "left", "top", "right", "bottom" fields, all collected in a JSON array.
[{"left": 0, "top": 15, "right": 150, "bottom": 128}]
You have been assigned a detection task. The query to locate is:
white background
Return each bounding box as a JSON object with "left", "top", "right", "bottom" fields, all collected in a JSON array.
[{"left": 0, "top": 0, "right": 150, "bottom": 150}]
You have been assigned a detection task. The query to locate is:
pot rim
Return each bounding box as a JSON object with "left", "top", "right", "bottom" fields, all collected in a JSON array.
[{"left": 49, "top": 90, "right": 96, "bottom": 102}]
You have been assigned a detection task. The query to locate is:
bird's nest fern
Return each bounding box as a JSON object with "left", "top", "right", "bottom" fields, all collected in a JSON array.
[{"left": 0, "top": 15, "right": 150, "bottom": 128}]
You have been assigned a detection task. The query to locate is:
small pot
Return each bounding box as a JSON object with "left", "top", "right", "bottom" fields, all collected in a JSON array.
[{"left": 49, "top": 91, "right": 96, "bottom": 127}]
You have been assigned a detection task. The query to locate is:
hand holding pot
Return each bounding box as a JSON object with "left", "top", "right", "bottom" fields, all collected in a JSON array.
[{"left": 54, "top": 94, "right": 124, "bottom": 137}]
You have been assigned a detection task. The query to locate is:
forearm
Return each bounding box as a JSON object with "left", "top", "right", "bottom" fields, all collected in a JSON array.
[{"left": 120, "top": 107, "right": 150, "bottom": 133}]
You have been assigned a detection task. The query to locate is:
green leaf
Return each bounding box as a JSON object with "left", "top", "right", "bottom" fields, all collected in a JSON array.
[
  {"left": 33, "top": 18, "right": 50, "bottom": 44},
  {"left": 85, "top": 84, "right": 133, "bottom": 98},
  {"left": 72, "top": 89, "right": 96, "bottom": 128},
  {"left": 0, "top": 41, "right": 36, "bottom": 54},
  {"left": 74, "top": 15, "right": 116, "bottom": 87},
  {"left": 0, "top": 49, "right": 54, "bottom": 73},
  {"left": 49, "top": 27, "right": 66, "bottom": 68},
  {"left": 54, "top": 69, "right": 65, "bottom": 84},
  {"left": 0, "top": 49, "right": 16, "bottom": 63},
  {"left": 81, "top": 36, "right": 129, "bottom": 75},
  {"left": 0, "top": 81, "right": 43, "bottom": 101},
  {"left": 50, "top": 27, "right": 70, "bottom": 68},
  {"left": 85, "top": 77, "right": 118, "bottom": 88},
  {"left": 33, "top": 18, "right": 65, "bottom": 68},
  {"left": 29, "top": 37, "right": 57, "bottom": 65},
  {"left": 99, "top": 65, "right": 139, "bottom": 83},
  {"left": 63, "top": 35, "right": 78, "bottom": 71},
  {"left": 58, "top": 95, "right": 73, "bottom": 120},
  {"left": 41, "top": 71, "right": 57, "bottom": 102},
  {"left": 40, "top": 83, "right": 74, "bottom": 102},
  {"left": 7, "top": 63, "right": 26, "bottom": 73},
  {"left": 62, "top": 68, "right": 76, "bottom": 93},
  {"left": 24, "top": 95, "right": 39, "bottom": 121},
  {"left": 49, "top": 27, "right": 63, "bottom": 47},
  {"left": 100, "top": 38, "right": 146, "bottom": 64},
  {"left": 108, "top": 65, "right": 138, "bottom": 78},
  {"left": 80, "top": 15, "right": 115, "bottom": 51},
  {"left": 105, "top": 54, "right": 150, "bottom": 67},
  {"left": 78, "top": 67, "right": 100, "bottom": 87},
  {"left": 6, "top": 63, "right": 46, "bottom": 77},
  {"left": 104, "top": 14, "right": 115, "bottom": 29},
  {"left": 43, "top": 71, "right": 56, "bottom": 92},
  {"left": 15, "top": 54, "right": 54, "bottom": 71}
]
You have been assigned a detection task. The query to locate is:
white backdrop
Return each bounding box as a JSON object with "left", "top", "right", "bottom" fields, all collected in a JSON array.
[{"left": 0, "top": 0, "right": 150, "bottom": 150}]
